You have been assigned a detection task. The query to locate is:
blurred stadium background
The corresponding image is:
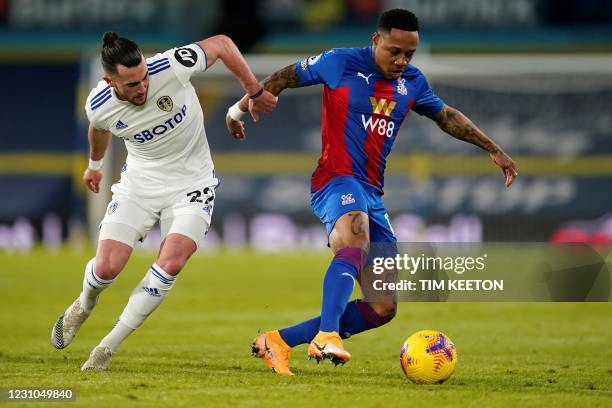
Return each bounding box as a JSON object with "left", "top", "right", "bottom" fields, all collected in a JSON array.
[{"left": 1, "top": 0, "right": 612, "bottom": 253}]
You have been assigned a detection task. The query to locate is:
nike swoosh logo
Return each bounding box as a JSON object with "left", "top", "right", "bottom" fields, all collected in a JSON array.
[{"left": 313, "top": 342, "right": 325, "bottom": 352}]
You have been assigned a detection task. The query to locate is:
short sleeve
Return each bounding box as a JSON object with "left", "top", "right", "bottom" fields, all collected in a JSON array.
[
  {"left": 85, "top": 86, "right": 111, "bottom": 131},
  {"left": 85, "top": 107, "right": 104, "bottom": 130},
  {"left": 163, "top": 43, "right": 207, "bottom": 85},
  {"left": 411, "top": 72, "right": 444, "bottom": 116},
  {"left": 295, "top": 49, "right": 347, "bottom": 89},
  {"left": 85, "top": 111, "right": 110, "bottom": 131}
]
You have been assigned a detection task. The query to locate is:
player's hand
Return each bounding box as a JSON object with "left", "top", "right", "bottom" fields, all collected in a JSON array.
[
  {"left": 226, "top": 113, "right": 246, "bottom": 141},
  {"left": 83, "top": 168, "right": 103, "bottom": 193},
  {"left": 248, "top": 89, "right": 277, "bottom": 122},
  {"left": 490, "top": 150, "right": 518, "bottom": 188}
]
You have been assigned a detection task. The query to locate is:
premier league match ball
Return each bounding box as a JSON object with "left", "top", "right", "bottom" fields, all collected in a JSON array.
[{"left": 400, "top": 330, "right": 457, "bottom": 384}]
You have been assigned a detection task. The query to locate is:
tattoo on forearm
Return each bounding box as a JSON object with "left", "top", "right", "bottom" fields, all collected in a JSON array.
[
  {"left": 235, "top": 64, "right": 301, "bottom": 112},
  {"left": 350, "top": 213, "right": 368, "bottom": 236},
  {"left": 262, "top": 64, "right": 302, "bottom": 96},
  {"left": 433, "top": 106, "right": 498, "bottom": 153}
]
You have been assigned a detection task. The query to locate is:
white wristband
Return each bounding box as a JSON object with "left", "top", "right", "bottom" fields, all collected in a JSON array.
[
  {"left": 88, "top": 158, "right": 103, "bottom": 171},
  {"left": 227, "top": 102, "right": 246, "bottom": 121}
]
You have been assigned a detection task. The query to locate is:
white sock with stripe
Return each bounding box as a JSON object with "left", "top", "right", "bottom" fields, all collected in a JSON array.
[
  {"left": 79, "top": 258, "right": 114, "bottom": 313},
  {"left": 99, "top": 263, "right": 177, "bottom": 352}
]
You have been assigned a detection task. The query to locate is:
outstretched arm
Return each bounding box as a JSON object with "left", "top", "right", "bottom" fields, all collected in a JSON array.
[
  {"left": 239, "top": 64, "right": 303, "bottom": 109},
  {"left": 197, "top": 35, "right": 277, "bottom": 117},
  {"left": 227, "top": 64, "right": 304, "bottom": 139},
  {"left": 430, "top": 104, "right": 518, "bottom": 187}
]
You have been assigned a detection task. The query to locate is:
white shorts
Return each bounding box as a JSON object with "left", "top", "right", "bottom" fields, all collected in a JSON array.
[{"left": 98, "top": 180, "right": 217, "bottom": 248}]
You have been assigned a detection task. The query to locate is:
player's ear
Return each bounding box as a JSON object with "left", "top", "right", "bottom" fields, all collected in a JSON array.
[
  {"left": 372, "top": 31, "right": 379, "bottom": 46},
  {"left": 103, "top": 75, "right": 112, "bottom": 86}
]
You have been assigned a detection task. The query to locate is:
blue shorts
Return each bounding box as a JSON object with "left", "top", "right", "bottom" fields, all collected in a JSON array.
[{"left": 311, "top": 176, "right": 397, "bottom": 244}]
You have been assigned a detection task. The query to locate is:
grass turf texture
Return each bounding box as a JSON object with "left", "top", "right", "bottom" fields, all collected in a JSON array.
[{"left": 1, "top": 249, "right": 611, "bottom": 407}]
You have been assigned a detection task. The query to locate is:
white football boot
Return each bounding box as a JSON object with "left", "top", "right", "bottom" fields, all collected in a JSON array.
[
  {"left": 50, "top": 297, "right": 90, "bottom": 349},
  {"left": 81, "top": 346, "right": 114, "bottom": 371}
]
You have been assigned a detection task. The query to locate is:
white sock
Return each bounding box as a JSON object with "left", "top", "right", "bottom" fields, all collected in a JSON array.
[
  {"left": 79, "top": 258, "right": 114, "bottom": 313},
  {"left": 99, "top": 263, "right": 177, "bottom": 352},
  {"left": 98, "top": 320, "right": 134, "bottom": 353}
]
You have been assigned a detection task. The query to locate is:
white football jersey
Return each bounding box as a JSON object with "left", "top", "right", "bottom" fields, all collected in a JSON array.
[{"left": 85, "top": 43, "right": 217, "bottom": 193}]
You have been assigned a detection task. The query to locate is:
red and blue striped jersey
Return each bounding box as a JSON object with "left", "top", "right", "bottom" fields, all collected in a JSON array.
[{"left": 296, "top": 46, "right": 444, "bottom": 192}]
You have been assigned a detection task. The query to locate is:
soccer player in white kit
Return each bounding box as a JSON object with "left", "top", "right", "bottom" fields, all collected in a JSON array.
[{"left": 50, "top": 32, "right": 277, "bottom": 370}]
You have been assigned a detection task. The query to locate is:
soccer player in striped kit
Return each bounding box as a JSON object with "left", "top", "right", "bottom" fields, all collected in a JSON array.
[{"left": 226, "top": 9, "right": 518, "bottom": 375}]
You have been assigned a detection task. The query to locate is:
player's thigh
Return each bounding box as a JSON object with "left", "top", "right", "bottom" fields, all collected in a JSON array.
[
  {"left": 329, "top": 211, "right": 370, "bottom": 252},
  {"left": 94, "top": 238, "right": 133, "bottom": 280},
  {"left": 156, "top": 230, "right": 198, "bottom": 276},
  {"left": 367, "top": 196, "right": 397, "bottom": 244},
  {"left": 99, "top": 193, "right": 158, "bottom": 246},
  {"left": 311, "top": 176, "right": 370, "bottom": 252},
  {"left": 160, "top": 182, "right": 216, "bottom": 248}
]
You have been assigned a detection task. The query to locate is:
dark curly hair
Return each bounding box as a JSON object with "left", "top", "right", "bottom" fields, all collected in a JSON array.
[{"left": 377, "top": 9, "right": 419, "bottom": 32}]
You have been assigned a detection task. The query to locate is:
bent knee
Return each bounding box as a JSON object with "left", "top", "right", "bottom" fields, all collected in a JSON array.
[
  {"left": 155, "top": 258, "right": 187, "bottom": 276},
  {"left": 95, "top": 239, "right": 132, "bottom": 279},
  {"left": 94, "top": 256, "right": 125, "bottom": 280},
  {"left": 370, "top": 301, "right": 397, "bottom": 323},
  {"left": 330, "top": 222, "right": 370, "bottom": 254},
  {"left": 331, "top": 236, "right": 369, "bottom": 254}
]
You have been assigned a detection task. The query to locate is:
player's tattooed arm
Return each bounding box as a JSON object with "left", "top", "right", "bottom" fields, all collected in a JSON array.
[
  {"left": 228, "top": 64, "right": 301, "bottom": 138},
  {"left": 430, "top": 104, "right": 519, "bottom": 187},
  {"left": 262, "top": 64, "right": 304, "bottom": 95},
  {"left": 237, "top": 64, "right": 302, "bottom": 111},
  {"left": 430, "top": 105, "right": 499, "bottom": 153}
]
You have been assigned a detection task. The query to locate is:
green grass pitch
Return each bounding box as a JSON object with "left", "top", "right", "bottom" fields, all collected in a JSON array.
[{"left": 1, "top": 249, "right": 611, "bottom": 407}]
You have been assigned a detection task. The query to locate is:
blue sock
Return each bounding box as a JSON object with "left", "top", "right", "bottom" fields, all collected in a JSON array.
[
  {"left": 319, "top": 247, "right": 364, "bottom": 332},
  {"left": 279, "top": 316, "right": 320, "bottom": 347},
  {"left": 279, "top": 300, "right": 369, "bottom": 347},
  {"left": 338, "top": 299, "right": 368, "bottom": 338}
]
